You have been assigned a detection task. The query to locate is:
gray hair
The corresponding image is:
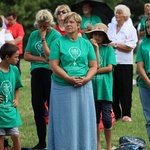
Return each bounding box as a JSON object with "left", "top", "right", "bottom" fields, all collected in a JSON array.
[
  {"left": 35, "top": 9, "right": 55, "bottom": 26},
  {"left": 114, "top": 4, "right": 131, "bottom": 19},
  {"left": 144, "top": 3, "right": 150, "bottom": 16}
]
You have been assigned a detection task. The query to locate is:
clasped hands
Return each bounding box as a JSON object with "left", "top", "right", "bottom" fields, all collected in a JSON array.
[{"left": 67, "top": 76, "right": 86, "bottom": 87}]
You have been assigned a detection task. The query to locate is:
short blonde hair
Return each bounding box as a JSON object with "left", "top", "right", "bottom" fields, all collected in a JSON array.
[
  {"left": 114, "top": 4, "right": 131, "bottom": 20},
  {"left": 64, "top": 12, "right": 82, "bottom": 25},
  {"left": 35, "top": 9, "right": 55, "bottom": 26},
  {"left": 144, "top": 3, "right": 150, "bottom": 16},
  {"left": 54, "top": 4, "right": 71, "bottom": 18}
]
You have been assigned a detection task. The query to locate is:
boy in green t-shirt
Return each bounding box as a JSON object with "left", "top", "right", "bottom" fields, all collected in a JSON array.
[
  {"left": 0, "top": 43, "right": 23, "bottom": 150},
  {"left": 86, "top": 23, "right": 116, "bottom": 150}
]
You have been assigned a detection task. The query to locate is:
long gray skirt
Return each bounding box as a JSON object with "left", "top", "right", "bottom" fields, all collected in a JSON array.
[{"left": 47, "top": 81, "right": 97, "bottom": 150}]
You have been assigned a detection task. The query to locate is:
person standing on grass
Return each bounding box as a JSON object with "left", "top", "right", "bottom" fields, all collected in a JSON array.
[
  {"left": 24, "top": 9, "right": 61, "bottom": 149},
  {"left": 136, "top": 18, "right": 150, "bottom": 142},
  {"left": 0, "top": 43, "right": 23, "bottom": 150},
  {"left": 86, "top": 23, "right": 116, "bottom": 150},
  {"left": 6, "top": 11, "right": 25, "bottom": 74},
  {"left": 48, "top": 12, "right": 97, "bottom": 150},
  {"left": 108, "top": 4, "right": 138, "bottom": 122}
]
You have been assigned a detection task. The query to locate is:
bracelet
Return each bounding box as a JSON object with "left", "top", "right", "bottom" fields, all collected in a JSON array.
[{"left": 41, "top": 38, "right": 46, "bottom": 43}]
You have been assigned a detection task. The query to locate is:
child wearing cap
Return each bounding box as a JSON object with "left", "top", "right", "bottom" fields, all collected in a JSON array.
[{"left": 86, "top": 23, "right": 116, "bottom": 150}]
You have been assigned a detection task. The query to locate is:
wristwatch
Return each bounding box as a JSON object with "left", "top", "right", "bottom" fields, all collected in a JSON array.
[{"left": 114, "top": 43, "right": 117, "bottom": 49}]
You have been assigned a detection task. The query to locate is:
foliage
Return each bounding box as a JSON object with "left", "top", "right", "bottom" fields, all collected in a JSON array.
[{"left": 0, "top": 0, "right": 149, "bottom": 45}]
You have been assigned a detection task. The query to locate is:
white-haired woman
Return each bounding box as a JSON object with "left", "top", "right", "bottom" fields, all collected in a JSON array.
[
  {"left": 24, "top": 9, "right": 61, "bottom": 149},
  {"left": 48, "top": 12, "right": 97, "bottom": 150},
  {"left": 108, "top": 5, "right": 138, "bottom": 122}
]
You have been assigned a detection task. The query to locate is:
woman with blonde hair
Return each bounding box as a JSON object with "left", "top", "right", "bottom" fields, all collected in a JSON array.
[
  {"left": 54, "top": 4, "right": 71, "bottom": 35},
  {"left": 24, "top": 9, "right": 61, "bottom": 149}
]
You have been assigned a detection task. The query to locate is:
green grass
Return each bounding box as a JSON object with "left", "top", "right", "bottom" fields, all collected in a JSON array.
[{"left": 10, "top": 59, "right": 149, "bottom": 149}]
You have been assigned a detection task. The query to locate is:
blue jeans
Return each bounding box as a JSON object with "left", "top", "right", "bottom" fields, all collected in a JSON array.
[{"left": 139, "top": 86, "right": 150, "bottom": 141}]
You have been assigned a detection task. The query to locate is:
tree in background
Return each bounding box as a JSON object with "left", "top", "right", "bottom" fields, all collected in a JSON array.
[{"left": 0, "top": 0, "right": 148, "bottom": 48}]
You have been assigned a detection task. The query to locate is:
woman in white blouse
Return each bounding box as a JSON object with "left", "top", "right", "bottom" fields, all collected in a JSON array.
[
  {"left": 108, "top": 4, "right": 138, "bottom": 122},
  {"left": 0, "top": 16, "right": 14, "bottom": 48}
]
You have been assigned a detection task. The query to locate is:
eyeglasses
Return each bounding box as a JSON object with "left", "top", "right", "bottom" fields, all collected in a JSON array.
[
  {"left": 64, "top": 21, "right": 76, "bottom": 25},
  {"left": 57, "top": 10, "right": 67, "bottom": 15}
]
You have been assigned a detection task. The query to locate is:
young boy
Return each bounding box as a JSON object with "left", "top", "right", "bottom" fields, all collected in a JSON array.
[
  {"left": 0, "top": 43, "right": 23, "bottom": 150},
  {"left": 86, "top": 23, "right": 116, "bottom": 150}
]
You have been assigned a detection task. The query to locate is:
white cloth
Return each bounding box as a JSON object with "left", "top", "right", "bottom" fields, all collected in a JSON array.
[
  {"left": 0, "top": 28, "right": 14, "bottom": 62},
  {"left": 0, "top": 28, "right": 14, "bottom": 48},
  {"left": 108, "top": 22, "right": 138, "bottom": 64},
  {"left": 108, "top": 16, "right": 133, "bottom": 27}
]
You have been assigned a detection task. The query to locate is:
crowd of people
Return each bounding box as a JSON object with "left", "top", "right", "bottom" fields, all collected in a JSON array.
[{"left": 0, "top": 2, "right": 150, "bottom": 150}]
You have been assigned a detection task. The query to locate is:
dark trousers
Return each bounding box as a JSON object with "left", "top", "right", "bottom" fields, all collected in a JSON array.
[
  {"left": 16, "top": 55, "right": 21, "bottom": 74},
  {"left": 31, "top": 68, "right": 52, "bottom": 144},
  {"left": 113, "top": 64, "right": 133, "bottom": 119}
]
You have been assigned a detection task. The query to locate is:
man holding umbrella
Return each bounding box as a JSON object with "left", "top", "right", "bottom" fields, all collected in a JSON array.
[
  {"left": 81, "top": 2, "right": 102, "bottom": 37},
  {"left": 71, "top": 0, "right": 114, "bottom": 39}
]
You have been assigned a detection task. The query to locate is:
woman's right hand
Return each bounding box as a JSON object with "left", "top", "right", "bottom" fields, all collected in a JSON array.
[{"left": 90, "top": 38, "right": 99, "bottom": 49}]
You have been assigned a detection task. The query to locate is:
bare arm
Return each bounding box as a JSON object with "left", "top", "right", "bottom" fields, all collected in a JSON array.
[
  {"left": 24, "top": 51, "right": 48, "bottom": 63},
  {"left": 97, "top": 64, "right": 113, "bottom": 74},
  {"left": 40, "top": 28, "right": 51, "bottom": 60},
  {"left": 109, "top": 43, "right": 133, "bottom": 53},
  {"left": 14, "top": 36, "right": 23, "bottom": 45},
  {"left": 137, "top": 62, "right": 150, "bottom": 89},
  {"left": 13, "top": 88, "right": 19, "bottom": 107}
]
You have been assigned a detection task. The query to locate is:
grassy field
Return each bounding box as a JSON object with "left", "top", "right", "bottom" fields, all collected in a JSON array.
[{"left": 11, "top": 59, "right": 149, "bottom": 149}]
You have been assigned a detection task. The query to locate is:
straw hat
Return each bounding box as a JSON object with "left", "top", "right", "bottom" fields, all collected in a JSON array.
[{"left": 85, "top": 23, "right": 111, "bottom": 44}]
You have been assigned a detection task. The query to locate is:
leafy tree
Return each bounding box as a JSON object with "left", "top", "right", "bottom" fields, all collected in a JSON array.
[{"left": 0, "top": 0, "right": 149, "bottom": 47}]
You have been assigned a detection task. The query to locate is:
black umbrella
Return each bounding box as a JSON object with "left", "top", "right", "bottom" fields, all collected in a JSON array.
[{"left": 71, "top": 0, "right": 114, "bottom": 25}]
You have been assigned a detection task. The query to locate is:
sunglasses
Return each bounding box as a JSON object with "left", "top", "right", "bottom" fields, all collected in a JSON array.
[{"left": 57, "top": 10, "right": 67, "bottom": 15}]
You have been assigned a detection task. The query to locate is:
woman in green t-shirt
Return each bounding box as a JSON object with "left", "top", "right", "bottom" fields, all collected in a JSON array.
[
  {"left": 48, "top": 12, "right": 97, "bottom": 150},
  {"left": 136, "top": 18, "right": 150, "bottom": 142},
  {"left": 24, "top": 9, "right": 61, "bottom": 149}
]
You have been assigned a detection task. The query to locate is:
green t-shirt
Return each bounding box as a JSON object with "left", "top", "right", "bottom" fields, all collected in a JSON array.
[
  {"left": 92, "top": 45, "right": 116, "bottom": 101},
  {"left": 0, "top": 65, "right": 23, "bottom": 128},
  {"left": 49, "top": 36, "right": 96, "bottom": 85},
  {"left": 136, "top": 38, "right": 150, "bottom": 88},
  {"left": 81, "top": 14, "right": 102, "bottom": 39},
  {"left": 140, "top": 17, "right": 147, "bottom": 41},
  {"left": 25, "top": 28, "right": 61, "bottom": 72}
]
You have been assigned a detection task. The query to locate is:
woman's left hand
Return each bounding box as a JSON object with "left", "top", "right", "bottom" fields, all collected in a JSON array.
[{"left": 74, "top": 77, "right": 87, "bottom": 87}]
